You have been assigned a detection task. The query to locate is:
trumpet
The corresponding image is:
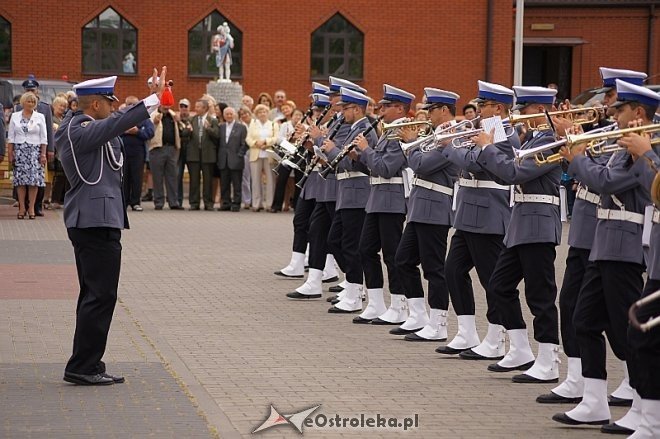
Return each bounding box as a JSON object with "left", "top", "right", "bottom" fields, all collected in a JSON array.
[
  {"left": 628, "top": 289, "right": 660, "bottom": 332},
  {"left": 400, "top": 118, "right": 479, "bottom": 153},
  {"left": 382, "top": 120, "right": 434, "bottom": 140},
  {"left": 509, "top": 106, "right": 602, "bottom": 131}
]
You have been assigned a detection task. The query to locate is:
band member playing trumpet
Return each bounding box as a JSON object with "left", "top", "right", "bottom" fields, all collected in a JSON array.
[
  {"left": 622, "top": 133, "right": 660, "bottom": 438},
  {"left": 325, "top": 87, "right": 379, "bottom": 313},
  {"left": 471, "top": 86, "right": 562, "bottom": 384},
  {"left": 595, "top": 67, "right": 648, "bottom": 128},
  {"left": 537, "top": 68, "right": 648, "bottom": 411},
  {"left": 553, "top": 79, "right": 658, "bottom": 428},
  {"left": 437, "top": 81, "right": 519, "bottom": 354},
  {"left": 353, "top": 84, "right": 413, "bottom": 325},
  {"left": 390, "top": 88, "right": 459, "bottom": 339}
]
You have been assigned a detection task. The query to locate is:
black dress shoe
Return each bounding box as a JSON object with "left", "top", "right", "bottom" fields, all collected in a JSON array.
[
  {"left": 328, "top": 306, "right": 361, "bottom": 313},
  {"left": 512, "top": 373, "right": 559, "bottom": 384},
  {"left": 352, "top": 316, "right": 373, "bottom": 324},
  {"left": 326, "top": 295, "right": 338, "bottom": 302},
  {"left": 536, "top": 392, "right": 582, "bottom": 404},
  {"left": 329, "top": 285, "right": 344, "bottom": 293},
  {"left": 370, "top": 317, "right": 403, "bottom": 325},
  {"left": 155, "top": 206, "right": 163, "bottom": 210},
  {"left": 274, "top": 271, "right": 304, "bottom": 278},
  {"left": 600, "top": 422, "right": 635, "bottom": 435},
  {"left": 322, "top": 276, "right": 339, "bottom": 284},
  {"left": 35, "top": 210, "right": 44, "bottom": 217},
  {"left": 405, "top": 333, "right": 444, "bottom": 342},
  {"left": 230, "top": 206, "right": 240, "bottom": 212},
  {"left": 487, "top": 360, "right": 535, "bottom": 372},
  {"left": 389, "top": 326, "right": 421, "bottom": 335},
  {"left": 188, "top": 206, "right": 200, "bottom": 211},
  {"left": 459, "top": 348, "right": 504, "bottom": 361},
  {"left": 101, "top": 372, "right": 125, "bottom": 383},
  {"left": 286, "top": 291, "right": 321, "bottom": 300},
  {"left": 608, "top": 395, "right": 633, "bottom": 407},
  {"left": 552, "top": 412, "right": 610, "bottom": 426},
  {"left": 63, "top": 372, "right": 114, "bottom": 386},
  {"left": 330, "top": 298, "right": 340, "bottom": 305},
  {"left": 435, "top": 345, "right": 471, "bottom": 355},
  {"left": 170, "top": 205, "right": 184, "bottom": 210},
  {"left": 204, "top": 206, "right": 214, "bottom": 211},
  {"left": 218, "top": 205, "right": 231, "bottom": 211}
]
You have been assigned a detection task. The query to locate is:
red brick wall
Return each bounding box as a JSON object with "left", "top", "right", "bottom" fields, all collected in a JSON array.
[
  {"left": 524, "top": 6, "right": 660, "bottom": 92},
  {"left": 2, "top": 2, "right": 654, "bottom": 108},
  {"left": 0, "top": 0, "right": 512, "bottom": 111}
]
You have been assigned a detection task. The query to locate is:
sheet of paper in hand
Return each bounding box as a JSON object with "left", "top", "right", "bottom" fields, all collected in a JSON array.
[{"left": 481, "top": 116, "right": 507, "bottom": 143}]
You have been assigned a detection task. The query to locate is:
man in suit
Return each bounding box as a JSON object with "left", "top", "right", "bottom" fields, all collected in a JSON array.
[
  {"left": 217, "top": 107, "right": 247, "bottom": 212},
  {"left": 471, "top": 86, "right": 562, "bottom": 384},
  {"left": 15, "top": 77, "right": 54, "bottom": 216},
  {"left": 187, "top": 99, "right": 219, "bottom": 210},
  {"left": 552, "top": 80, "right": 657, "bottom": 429},
  {"left": 55, "top": 69, "right": 166, "bottom": 385}
]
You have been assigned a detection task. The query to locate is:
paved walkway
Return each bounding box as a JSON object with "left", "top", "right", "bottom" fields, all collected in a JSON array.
[{"left": 0, "top": 203, "right": 628, "bottom": 438}]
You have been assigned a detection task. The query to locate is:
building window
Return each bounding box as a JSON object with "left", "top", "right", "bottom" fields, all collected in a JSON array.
[
  {"left": 82, "top": 8, "right": 137, "bottom": 75},
  {"left": 0, "top": 16, "right": 10, "bottom": 72},
  {"left": 311, "top": 13, "right": 363, "bottom": 80},
  {"left": 188, "top": 11, "right": 242, "bottom": 78}
]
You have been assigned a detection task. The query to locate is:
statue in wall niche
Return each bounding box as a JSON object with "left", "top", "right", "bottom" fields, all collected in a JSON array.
[{"left": 211, "top": 22, "right": 234, "bottom": 83}]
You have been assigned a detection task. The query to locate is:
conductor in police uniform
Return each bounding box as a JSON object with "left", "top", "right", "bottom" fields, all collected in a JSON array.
[{"left": 55, "top": 67, "right": 167, "bottom": 385}]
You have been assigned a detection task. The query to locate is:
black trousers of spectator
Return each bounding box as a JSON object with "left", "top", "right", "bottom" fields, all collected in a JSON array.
[
  {"left": 327, "top": 208, "right": 366, "bottom": 284},
  {"left": 51, "top": 169, "right": 70, "bottom": 204},
  {"left": 628, "top": 278, "right": 660, "bottom": 399},
  {"left": 177, "top": 144, "right": 187, "bottom": 207},
  {"left": 574, "top": 261, "right": 644, "bottom": 380},
  {"left": 123, "top": 153, "right": 145, "bottom": 207},
  {"left": 446, "top": 230, "right": 505, "bottom": 323},
  {"left": 359, "top": 213, "right": 405, "bottom": 293},
  {"left": 271, "top": 167, "right": 291, "bottom": 212},
  {"left": 65, "top": 227, "right": 121, "bottom": 375},
  {"left": 489, "top": 243, "right": 559, "bottom": 344},
  {"left": 187, "top": 161, "right": 215, "bottom": 209},
  {"left": 219, "top": 168, "right": 243, "bottom": 208},
  {"left": 395, "top": 222, "right": 450, "bottom": 310},
  {"left": 292, "top": 197, "right": 315, "bottom": 254},
  {"left": 308, "top": 201, "right": 335, "bottom": 270},
  {"left": 558, "top": 247, "right": 591, "bottom": 358}
]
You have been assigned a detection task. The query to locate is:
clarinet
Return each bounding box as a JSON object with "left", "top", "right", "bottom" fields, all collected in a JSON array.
[
  {"left": 272, "top": 107, "right": 315, "bottom": 175},
  {"left": 291, "top": 111, "right": 339, "bottom": 170},
  {"left": 296, "top": 114, "right": 345, "bottom": 189},
  {"left": 319, "top": 116, "right": 383, "bottom": 179}
]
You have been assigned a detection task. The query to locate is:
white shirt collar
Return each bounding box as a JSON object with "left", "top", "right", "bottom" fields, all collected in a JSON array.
[{"left": 351, "top": 116, "right": 368, "bottom": 130}]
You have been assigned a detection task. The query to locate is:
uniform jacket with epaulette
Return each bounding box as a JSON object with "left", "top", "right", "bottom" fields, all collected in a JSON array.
[
  {"left": 55, "top": 103, "right": 151, "bottom": 229},
  {"left": 476, "top": 130, "right": 562, "bottom": 247},
  {"left": 324, "top": 117, "right": 377, "bottom": 210}
]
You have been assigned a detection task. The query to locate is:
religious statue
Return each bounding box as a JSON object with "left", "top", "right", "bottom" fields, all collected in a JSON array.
[{"left": 211, "top": 22, "right": 234, "bottom": 82}]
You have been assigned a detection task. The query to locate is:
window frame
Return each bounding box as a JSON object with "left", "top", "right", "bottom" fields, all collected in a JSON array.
[
  {"left": 187, "top": 10, "right": 243, "bottom": 79},
  {"left": 0, "top": 15, "right": 11, "bottom": 73},
  {"left": 310, "top": 13, "right": 364, "bottom": 81},
  {"left": 81, "top": 7, "right": 138, "bottom": 76}
]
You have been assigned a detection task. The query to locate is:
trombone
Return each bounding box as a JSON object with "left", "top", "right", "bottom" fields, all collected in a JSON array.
[
  {"left": 515, "top": 123, "right": 660, "bottom": 165},
  {"left": 628, "top": 289, "right": 660, "bottom": 332},
  {"left": 509, "top": 107, "right": 602, "bottom": 131}
]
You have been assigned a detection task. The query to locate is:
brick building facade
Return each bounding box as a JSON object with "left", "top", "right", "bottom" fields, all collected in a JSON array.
[{"left": 0, "top": 0, "right": 658, "bottom": 109}]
